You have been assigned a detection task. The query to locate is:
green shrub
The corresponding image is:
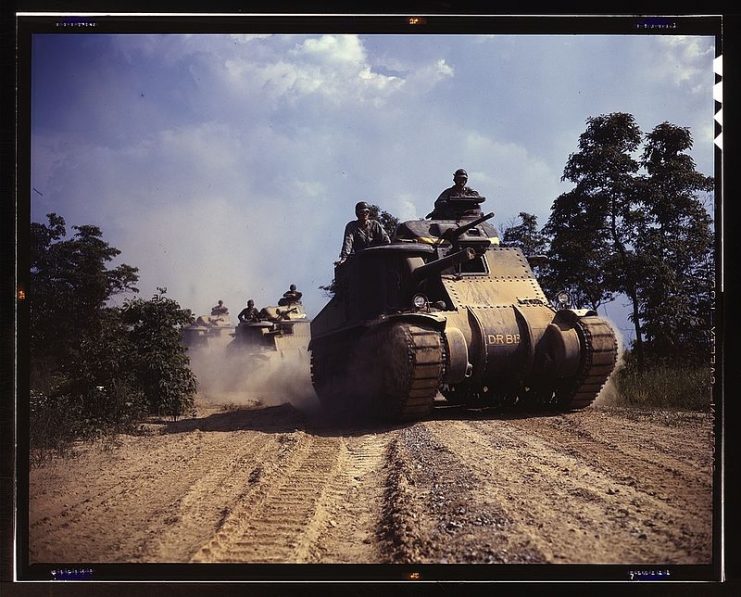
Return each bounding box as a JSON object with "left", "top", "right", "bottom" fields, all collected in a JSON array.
[
  {"left": 614, "top": 364, "right": 713, "bottom": 411},
  {"left": 121, "top": 289, "right": 197, "bottom": 421},
  {"left": 29, "top": 382, "right": 149, "bottom": 466},
  {"left": 29, "top": 390, "right": 78, "bottom": 466}
]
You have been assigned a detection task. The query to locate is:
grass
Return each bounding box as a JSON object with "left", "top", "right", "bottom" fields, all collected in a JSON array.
[{"left": 612, "top": 364, "right": 713, "bottom": 411}]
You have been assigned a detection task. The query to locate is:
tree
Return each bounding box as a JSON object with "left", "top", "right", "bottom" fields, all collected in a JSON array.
[
  {"left": 635, "top": 122, "right": 714, "bottom": 364},
  {"left": 544, "top": 114, "right": 714, "bottom": 368},
  {"left": 502, "top": 212, "right": 547, "bottom": 256},
  {"left": 121, "top": 288, "right": 198, "bottom": 420},
  {"left": 30, "top": 213, "right": 139, "bottom": 390},
  {"left": 541, "top": 188, "right": 617, "bottom": 310},
  {"left": 29, "top": 214, "right": 199, "bottom": 445},
  {"left": 371, "top": 204, "right": 400, "bottom": 240},
  {"left": 29, "top": 214, "right": 143, "bottom": 444},
  {"left": 544, "top": 113, "right": 648, "bottom": 361}
]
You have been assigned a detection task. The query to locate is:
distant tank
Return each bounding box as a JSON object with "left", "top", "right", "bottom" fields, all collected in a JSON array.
[
  {"left": 228, "top": 301, "right": 311, "bottom": 362},
  {"left": 182, "top": 311, "right": 235, "bottom": 350},
  {"left": 309, "top": 194, "right": 618, "bottom": 421}
]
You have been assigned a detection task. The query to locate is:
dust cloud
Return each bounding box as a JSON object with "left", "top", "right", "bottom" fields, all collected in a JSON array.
[{"left": 186, "top": 337, "right": 320, "bottom": 414}]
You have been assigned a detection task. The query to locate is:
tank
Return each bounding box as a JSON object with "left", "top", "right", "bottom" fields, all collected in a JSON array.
[
  {"left": 309, "top": 194, "right": 618, "bottom": 421},
  {"left": 228, "top": 302, "right": 311, "bottom": 361},
  {"left": 182, "top": 312, "right": 235, "bottom": 350}
]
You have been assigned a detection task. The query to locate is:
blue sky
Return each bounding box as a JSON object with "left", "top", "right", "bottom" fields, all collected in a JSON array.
[{"left": 29, "top": 30, "right": 717, "bottom": 338}]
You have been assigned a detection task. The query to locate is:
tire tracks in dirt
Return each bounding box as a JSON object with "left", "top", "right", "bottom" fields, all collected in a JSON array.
[
  {"left": 30, "top": 431, "right": 281, "bottom": 563},
  {"left": 304, "top": 431, "right": 391, "bottom": 563},
  {"left": 500, "top": 410, "right": 714, "bottom": 561},
  {"left": 190, "top": 426, "right": 399, "bottom": 564},
  {"left": 421, "top": 413, "right": 712, "bottom": 564},
  {"left": 191, "top": 432, "right": 345, "bottom": 563},
  {"left": 139, "top": 433, "right": 286, "bottom": 562},
  {"left": 28, "top": 404, "right": 714, "bottom": 567}
]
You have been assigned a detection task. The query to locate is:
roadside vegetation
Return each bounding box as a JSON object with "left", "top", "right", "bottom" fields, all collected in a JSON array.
[
  {"left": 503, "top": 113, "right": 714, "bottom": 412},
  {"left": 613, "top": 363, "right": 712, "bottom": 411},
  {"left": 28, "top": 214, "right": 196, "bottom": 465}
]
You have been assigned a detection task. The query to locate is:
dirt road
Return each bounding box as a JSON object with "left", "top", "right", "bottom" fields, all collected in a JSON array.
[{"left": 28, "top": 398, "right": 715, "bottom": 572}]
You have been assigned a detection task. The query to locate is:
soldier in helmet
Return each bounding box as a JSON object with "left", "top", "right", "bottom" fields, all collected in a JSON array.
[
  {"left": 237, "top": 299, "right": 259, "bottom": 322},
  {"left": 338, "top": 201, "right": 390, "bottom": 264},
  {"left": 429, "top": 168, "right": 483, "bottom": 219},
  {"left": 210, "top": 299, "right": 229, "bottom": 316},
  {"left": 279, "top": 284, "right": 303, "bottom": 306}
]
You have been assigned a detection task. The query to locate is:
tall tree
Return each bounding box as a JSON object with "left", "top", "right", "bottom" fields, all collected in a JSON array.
[
  {"left": 636, "top": 122, "right": 714, "bottom": 364},
  {"left": 541, "top": 189, "right": 616, "bottom": 310},
  {"left": 544, "top": 114, "right": 714, "bottom": 367},
  {"left": 30, "top": 213, "right": 139, "bottom": 388},
  {"left": 545, "top": 113, "right": 650, "bottom": 362}
]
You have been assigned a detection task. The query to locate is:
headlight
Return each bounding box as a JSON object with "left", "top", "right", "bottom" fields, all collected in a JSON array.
[
  {"left": 556, "top": 290, "right": 572, "bottom": 308},
  {"left": 413, "top": 294, "right": 428, "bottom": 310}
]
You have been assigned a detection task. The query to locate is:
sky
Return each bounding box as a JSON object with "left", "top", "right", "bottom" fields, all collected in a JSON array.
[{"left": 28, "top": 25, "right": 718, "bottom": 339}]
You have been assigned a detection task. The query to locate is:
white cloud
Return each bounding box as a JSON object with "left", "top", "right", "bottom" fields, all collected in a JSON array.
[
  {"left": 229, "top": 33, "right": 274, "bottom": 44},
  {"left": 220, "top": 35, "right": 407, "bottom": 108},
  {"left": 404, "top": 58, "right": 454, "bottom": 94},
  {"left": 295, "top": 34, "right": 366, "bottom": 64},
  {"left": 656, "top": 35, "right": 714, "bottom": 89},
  {"left": 462, "top": 132, "right": 561, "bottom": 221}
]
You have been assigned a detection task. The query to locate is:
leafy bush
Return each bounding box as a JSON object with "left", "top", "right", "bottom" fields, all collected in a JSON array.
[
  {"left": 121, "top": 288, "right": 197, "bottom": 421},
  {"left": 29, "top": 390, "right": 78, "bottom": 466},
  {"left": 28, "top": 214, "right": 198, "bottom": 456}
]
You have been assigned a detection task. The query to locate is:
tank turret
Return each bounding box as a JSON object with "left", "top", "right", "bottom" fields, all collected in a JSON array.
[{"left": 310, "top": 203, "right": 618, "bottom": 421}]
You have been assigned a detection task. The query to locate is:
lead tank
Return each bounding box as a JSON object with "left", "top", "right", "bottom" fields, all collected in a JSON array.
[{"left": 309, "top": 194, "right": 618, "bottom": 421}]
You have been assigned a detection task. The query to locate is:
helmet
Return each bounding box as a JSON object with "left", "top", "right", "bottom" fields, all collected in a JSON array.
[
  {"left": 355, "top": 201, "right": 371, "bottom": 214},
  {"left": 289, "top": 284, "right": 296, "bottom": 291},
  {"left": 453, "top": 169, "right": 468, "bottom": 178},
  {"left": 247, "top": 299, "right": 254, "bottom": 306}
]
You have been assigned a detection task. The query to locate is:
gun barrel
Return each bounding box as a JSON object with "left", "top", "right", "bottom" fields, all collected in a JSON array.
[
  {"left": 412, "top": 247, "right": 477, "bottom": 283},
  {"left": 444, "top": 211, "right": 495, "bottom": 241}
]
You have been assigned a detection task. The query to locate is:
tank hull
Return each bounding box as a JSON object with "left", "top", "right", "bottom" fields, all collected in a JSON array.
[{"left": 310, "top": 216, "right": 618, "bottom": 420}]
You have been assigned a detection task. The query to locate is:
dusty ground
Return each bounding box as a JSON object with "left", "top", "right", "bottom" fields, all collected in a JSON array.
[{"left": 28, "top": 396, "right": 715, "bottom": 571}]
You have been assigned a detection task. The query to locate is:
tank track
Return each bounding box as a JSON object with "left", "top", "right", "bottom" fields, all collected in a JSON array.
[
  {"left": 310, "top": 322, "right": 444, "bottom": 421},
  {"left": 555, "top": 315, "right": 618, "bottom": 410},
  {"left": 310, "top": 338, "right": 347, "bottom": 413},
  {"left": 376, "top": 323, "right": 444, "bottom": 420}
]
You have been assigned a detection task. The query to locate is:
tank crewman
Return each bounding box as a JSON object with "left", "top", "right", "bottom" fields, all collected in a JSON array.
[
  {"left": 238, "top": 299, "right": 260, "bottom": 322},
  {"left": 428, "top": 168, "right": 484, "bottom": 219},
  {"left": 338, "top": 201, "right": 391, "bottom": 264},
  {"left": 211, "top": 299, "right": 229, "bottom": 316},
  {"left": 278, "top": 284, "right": 303, "bottom": 306}
]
